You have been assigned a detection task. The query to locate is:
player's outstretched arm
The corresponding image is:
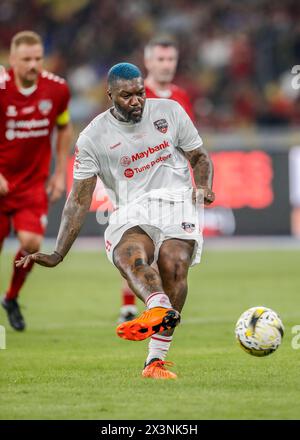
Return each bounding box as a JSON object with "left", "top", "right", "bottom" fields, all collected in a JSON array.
[
  {"left": 184, "top": 147, "right": 215, "bottom": 205},
  {"left": 16, "top": 176, "right": 97, "bottom": 268}
]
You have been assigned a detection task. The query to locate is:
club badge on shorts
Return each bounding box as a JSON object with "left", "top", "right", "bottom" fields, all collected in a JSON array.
[
  {"left": 181, "top": 222, "right": 195, "bottom": 233},
  {"left": 154, "top": 119, "right": 168, "bottom": 134}
]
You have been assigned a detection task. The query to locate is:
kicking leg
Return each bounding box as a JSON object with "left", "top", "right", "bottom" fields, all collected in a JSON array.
[{"left": 142, "top": 239, "right": 194, "bottom": 379}]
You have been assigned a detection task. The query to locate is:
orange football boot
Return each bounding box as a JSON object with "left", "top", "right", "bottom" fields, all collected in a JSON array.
[
  {"left": 142, "top": 359, "right": 177, "bottom": 380},
  {"left": 116, "top": 307, "right": 180, "bottom": 341}
]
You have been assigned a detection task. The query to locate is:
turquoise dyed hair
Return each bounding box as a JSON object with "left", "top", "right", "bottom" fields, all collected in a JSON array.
[{"left": 108, "top": 63, "right": 142, "bottom": 86}]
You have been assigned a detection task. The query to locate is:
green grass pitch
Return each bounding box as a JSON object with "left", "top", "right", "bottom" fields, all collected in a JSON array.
[{"left": 0, "top": 248, "right": 299, "bottom": 420}]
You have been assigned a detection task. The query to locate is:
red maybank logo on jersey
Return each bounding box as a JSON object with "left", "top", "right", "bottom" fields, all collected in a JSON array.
[{"left": 131, "top": 140, "right": 169, "bottom": 162}]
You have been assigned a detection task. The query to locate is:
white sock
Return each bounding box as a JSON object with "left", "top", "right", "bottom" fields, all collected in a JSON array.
[
  {"left": 146, "top": 292, "right": 172, "bottom": 309},
  {"left": 146, "top": 335, "right": 173, "bottom": 364}
]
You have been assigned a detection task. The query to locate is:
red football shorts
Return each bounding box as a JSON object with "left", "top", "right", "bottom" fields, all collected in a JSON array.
[{"left": 0, "top": 184, "right": 48, "bottom": 242}]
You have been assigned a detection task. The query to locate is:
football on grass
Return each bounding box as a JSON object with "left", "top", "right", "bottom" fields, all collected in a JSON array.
[{"left": 235, "top": 306, "right": 284, "bottom": 357}]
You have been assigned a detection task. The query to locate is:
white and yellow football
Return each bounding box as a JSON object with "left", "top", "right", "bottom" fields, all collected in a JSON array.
[{"left": 235, "top": 306, "right": 284, "bottom": 357}]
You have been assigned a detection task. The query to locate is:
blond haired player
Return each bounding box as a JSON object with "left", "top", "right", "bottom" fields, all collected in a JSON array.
[{"left": 0, "top": 31, "right": 72, "bottom": 330}]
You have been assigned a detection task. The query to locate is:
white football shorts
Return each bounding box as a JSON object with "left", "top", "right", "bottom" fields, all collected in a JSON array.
[{"left": 104, "top": 188, "right": 204, "bottom": 267}]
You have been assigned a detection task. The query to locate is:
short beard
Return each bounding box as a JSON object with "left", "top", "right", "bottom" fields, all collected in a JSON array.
[{"left": 114, "top": 102, "right": 143, "bottom": 124}]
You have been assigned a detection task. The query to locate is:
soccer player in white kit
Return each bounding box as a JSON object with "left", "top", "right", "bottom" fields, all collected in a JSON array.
[{"left": 17, "top": 63, "right": 215, "bottom": 380}]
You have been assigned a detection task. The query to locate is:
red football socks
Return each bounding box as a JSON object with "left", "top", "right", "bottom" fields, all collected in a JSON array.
[
  {"left": 5, "top": 249, "right": 34, "bottom": 300},
  {"left": 122, "top": 286, "right": 136, "bottom": 306}
]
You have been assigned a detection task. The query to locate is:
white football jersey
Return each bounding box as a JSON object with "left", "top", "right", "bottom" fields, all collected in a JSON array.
[{"left": 73, "top": 98, "right": 203, "bottom": 207}]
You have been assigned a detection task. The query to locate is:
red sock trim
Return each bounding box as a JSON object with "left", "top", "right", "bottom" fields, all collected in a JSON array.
[
  {"left": 151, "top": 336, "right": 173, "bottom": 343},
  {"left": 146, "top": 292, "right": 165, "bottom": 306}
]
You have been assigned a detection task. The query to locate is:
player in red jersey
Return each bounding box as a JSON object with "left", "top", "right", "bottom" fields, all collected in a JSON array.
[
  {"left": 0, "top": 31, "right": 72, "bottom": 331},
  {"left": 144, "top": 38, "right": 195, "bottom": 120},
  {"left": 119, "top": 38, "right": 195, "bottom": 322}
]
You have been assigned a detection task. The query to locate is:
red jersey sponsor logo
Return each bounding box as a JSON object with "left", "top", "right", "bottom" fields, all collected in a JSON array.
[
  {"left": 6, "top": 118, "right": 49, "bottom": 129},
  {"left": 131, "top": 140, "right": 169, "bottom": 162},
  {"left": 5, "top": 118, "right": 50, "bottom": 141},
  {"left": 124, "top": 168, "right": 134, "bottom": 178},
  {"left": 5, "top": 128, "right": 49, "bottom": 141},
  {"left": 154, "top": 119, "right": 168, "bottom": 133},
  {"left": 6, "top": 105, "right": 17, "bottom": 117},
  {"left": 21, "top": 106, "right": 35, "bottom": 115},
  {"left": 120, "top": 156, "right": 131, "bottom": 167}
]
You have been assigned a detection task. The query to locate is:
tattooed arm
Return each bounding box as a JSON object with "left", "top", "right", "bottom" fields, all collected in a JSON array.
[
  {"left": 54, "top": 176, "right": 97, "bottom": 259},
  {"left": 16, "top": 176, "right": 97, "bottom": 268},
  {"left": 183, "top": 146, "right": 215, "bottom": 205}
]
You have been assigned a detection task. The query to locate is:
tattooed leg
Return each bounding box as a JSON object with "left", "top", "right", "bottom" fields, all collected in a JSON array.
[
  {"left": 157, "top": 238, "right": 194, "bottom": 336},
  {"left": 113, "top": 226, "right": 165, "bottom": 303}
]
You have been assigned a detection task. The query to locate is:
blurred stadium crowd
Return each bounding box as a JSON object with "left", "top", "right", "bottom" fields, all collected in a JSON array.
[{"left": 1, "top": 0, "right": 300, "bottom": 128}]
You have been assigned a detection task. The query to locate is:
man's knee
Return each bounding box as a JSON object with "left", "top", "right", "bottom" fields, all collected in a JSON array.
[
  {"left": 18, "top": 233, "right": 42, "bottom": 254},
  {"left": 23, "top": 240, "right": 41, "bottom": 254},
  {"left": 113, "top": 242, "right": 148, "bottom": 277}
]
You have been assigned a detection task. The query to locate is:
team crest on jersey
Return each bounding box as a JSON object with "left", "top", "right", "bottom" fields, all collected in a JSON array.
[
  {"left": 38, "top": 99, "right": 53, "bottom": 115},
  {"left": 154, "top": 119, "right": 168, "bottom": 133},
  {"left": 181, "top": 222, "right": 195, "bottom": 233}
]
